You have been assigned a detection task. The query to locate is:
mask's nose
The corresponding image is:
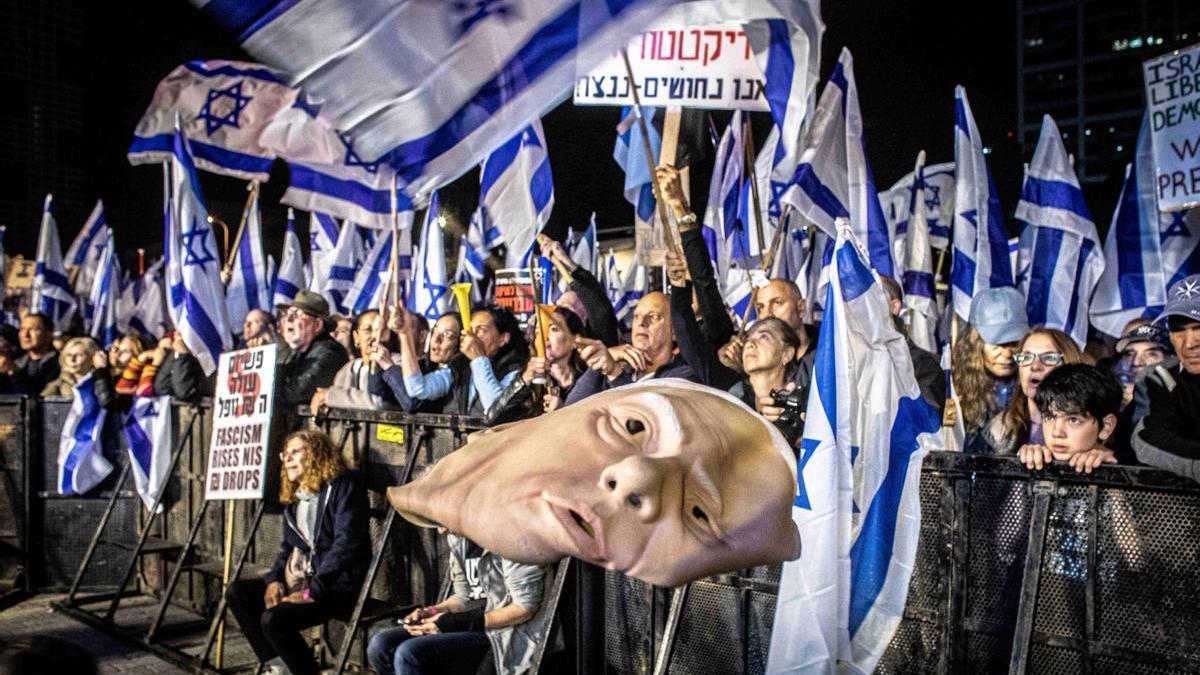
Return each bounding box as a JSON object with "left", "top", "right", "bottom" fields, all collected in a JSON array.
[{"left": 598, "top": 455, "right": 668, "bottom": 523}]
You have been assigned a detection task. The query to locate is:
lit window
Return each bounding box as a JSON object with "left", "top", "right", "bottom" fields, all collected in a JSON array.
[{"left": 1116, "top": 145, "right": 1124, "bottom": 152}]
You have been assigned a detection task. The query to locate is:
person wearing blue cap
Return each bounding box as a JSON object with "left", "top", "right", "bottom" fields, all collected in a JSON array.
[
  {"left": 1132, "top": 274, "right": 1200, "bottom": 482},
  {"left": 950, "top": 287, "right": 1031, "bottom": 441}
]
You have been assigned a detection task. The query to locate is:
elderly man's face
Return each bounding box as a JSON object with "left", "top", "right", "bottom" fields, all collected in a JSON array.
[
  {"left": 630, "top": 293, "right": 672, "bottom": 354},
  {"left": 243, "top": 309, "right": 272, "bottom": 341},
  {"left": 387, "top": 382, "right": 801, "bottom": 587},
  {"left": 282, "top": 308, "right": 323, "bottom": 351},
  {"left": 1169, "top": 319, "right": 1200, "bottom": 374},
  {"left": 754, "top": 281, "right": 805, "bottom": 333}
]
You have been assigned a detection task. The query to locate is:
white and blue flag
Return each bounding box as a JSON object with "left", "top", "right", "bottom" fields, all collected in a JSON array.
[
  {"left": 346, "top": 219, "right": 413, "bottom": 315},
  {"left": 884, "top": 162, "right": 954, "bottom": 252},
  {"left": 478, "top": 121, "right": 554, "bottom": 268},
  {"left": 771, "top": 207, "right": 811, "bottom": 288},
  {"left": 123, "top": 396, "right": 173, "bottom": 512},
  {"left": 614, "top": 260, "right": 646, "bottom": 323},
  {"left": 614, "top": 106, "right": 662, "bottom": 252},
  {"left": 1091, "top": 115, "right": 1200, "bottom": 337},
  {"left": 192, "top": 0, "right": 668, "bottom": 201},
  {"left": 166, "top": 127, "right": 235, "bottom": 376},
  {"left": 951, "top": 86, "right": 1013, "bottom": 319},
  {"left": 30, "top": 194, "right": 78, "bottom": 333},
  {"left": 65, "top": 201, "right": 112, "bottom": 296},
  {"left": 456, "top": 209, "right": 491, "bottom": 284},
  {"left": 569, "top": 215, "right": 598, "bottom": 274},
  {"left": 88, "top": 229, "right": 122, "bottom": 348},
  {"left": 1014, "top": 116, "right": 1104, "bottom": 348},
  {"left": 118, "top": 258, "right": 168, "bottom": 340},
  {"left": 56, "top": 372, "right": 112, "bottom": 496},
  {"left": 409, "top": 193, "right": 450, "bottom": 320},
  {"left": 767, "top": 225, "right": 942, "bottom": 675},
  {"left": 274, "top": 209, "right": 306, "bottom": 308},
  {"left": 901, "top": 152, "right": 939, "bottom": 354},
  {"left": 781, "top": 49, "right": 893, "bottom": 277},
  {"left": 321, "top": 221, "right": 380, "bottom": 315},
  {"left": 226, "top": 187, "right": 273, "bottom": 331},
  {"left": 307, "top": 212, "right": 340, "bottom": 301},
  {"left": 129, "top": 60, "right": 297, "bottom": 181},
  {"left": 702, "top": 111, "right": 745, "bottom": 274},
  {"left": 602, "top": 250, "right": 622, "bottom": 311}
]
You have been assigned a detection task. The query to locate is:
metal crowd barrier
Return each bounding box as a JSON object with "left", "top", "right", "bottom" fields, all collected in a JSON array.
[{"left": 4, "top": 394, "right": 1199, "bottom": 674}]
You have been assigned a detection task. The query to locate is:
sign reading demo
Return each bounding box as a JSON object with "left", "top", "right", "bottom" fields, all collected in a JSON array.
[{"left": 1144, "top": 42, "right": 1200, "bottom": 212}]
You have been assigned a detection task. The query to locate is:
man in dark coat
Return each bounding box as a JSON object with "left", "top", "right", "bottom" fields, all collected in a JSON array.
[{"left": 277, "top": 291, "right": 348, "bottom": 409}]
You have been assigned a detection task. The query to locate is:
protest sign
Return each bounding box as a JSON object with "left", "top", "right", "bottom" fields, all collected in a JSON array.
[
  {"left": 575, "top": 21, "right": 768, "bottom": 111},
  {"left": 205, "top": 344, "right": 276, "bottom": 500},
  {"left": 1144, "top": 42, "right": 1200, "bottom": 212},
  {"left": 493, "top": 268, "right": 546, "bottom": 329}
]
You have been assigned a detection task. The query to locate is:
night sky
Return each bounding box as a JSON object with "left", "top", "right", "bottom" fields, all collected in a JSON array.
[{"left": 67, "top": 1, "right": 1021, "bottom": 266}]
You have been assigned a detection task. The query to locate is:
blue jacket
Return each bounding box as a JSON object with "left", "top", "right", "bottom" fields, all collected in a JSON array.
[{"left": 265, "top": 472, "right": 369, "bottom": 604}]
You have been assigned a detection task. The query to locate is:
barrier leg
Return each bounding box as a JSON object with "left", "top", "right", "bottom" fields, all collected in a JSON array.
[
  {"left": 197, "top": 500, "right": 266, "bottom": 670},
  {"left": 65, "top": 462, "right": 131, "bottom": 606},
  {"left": 1007, "top": 481, "right": 1054, "bottom": 675},
  {"left": 332, "top": 508, "right": 396, "bottom": 675},
  {"left": 651, "top": 583, "right": 689, "bottom": 675},
  {"left": 144, "top": 497, "right": 211, "bottom": 643}
]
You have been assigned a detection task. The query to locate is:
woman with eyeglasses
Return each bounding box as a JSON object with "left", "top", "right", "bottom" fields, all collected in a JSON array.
[
  {"left": 951, "top": 288, "right": 1031, "bottom": 442},
  {"left": 974, "top": 328, "right": 1088, "bottom": 455},
  {"left": 486, "top": 306, "right": 588, "bottom": 424},
  {"left": 225, "top": 429, "right": 368, "bottom": 675},
  {"left": 370, "top": 310, "right": 475, "bottom": 414}
]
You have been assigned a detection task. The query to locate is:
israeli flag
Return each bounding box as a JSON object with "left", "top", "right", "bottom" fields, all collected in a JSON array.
[
  {"left": 724, "top": 266, "right": 760, "bottom": 326},
  {"left": 614, "top": 106, "right": 662, "bottom": 247},
  {"left": 65, "top": 201, "right": 111, "bottom": 296},
  {"left": 950, "top": 86, "right": 1013, "bottom": 319},
  {"left": 129, "top": 60, "right": 297, "bottom": 181},
  {"left": 346, "top": 219, "right": 413, "bottom": 315},
  {"left": 781, "top": 49, "right": 893, "bottom": 277},
  {"left": 307, "top": 212, "right": 340, "bottom": 300},
  {"left": 900, "top": 152, "right": 939, "bottom": 354},
  {"left": 57, "top": 372, "right": 112, "bottom": 496},
  {"left": 767, "top": 225, "right": 942, "bottom": 675},
  {"left": 118, "top": 258, "right": 168, "bottom": 340},
  {"left": 166, "top": 126, "right": 234, "bottom": 376},
  {"left": 260, "top": 99, "right": 413, "bottom": 229},
  {"left": 456, "top": 209, "right": 490, "bottom": 283},
  {"left": 226, "top": 187, "right": 273, "bottom": 332},
  {"left": 614, "top": 261, "right": 646, "bottom": 323},
  {"left": 88, "top": 229, "right": 122, "bottom": 348},
  {"left": 883, "top": 162, "right": 955, "bottom": 252},
  {"left": 274, "top": 209, "right": 306, "bottom": 308},
  {"left": 1014, "top": 116, "right": 1105, "bottom": 348},
  {"left": 409, "top": 192, "right": 450, "bottom": 320},
  {"left": 31, "top": 194, "right": 78, "bottom": 333},
  {"left": 569, "top": 215, "right": 598, "bottom": 274},
  {"left": 193, "top": 0, "right": 668, "bottom": 201},
  {"left": 702, "top": 111, "right": 745, "bottom": 274},
  {"left": 123, "top": 396, "right": 173, "bottom": 512},
  {"left": 1091, "top": 115, "right": 1200, "bottom": 337},
  {"left": 771, "top": 207, "right": 811, "bottom": 288},
  {"left": 479, "top": 121, "right": 554, "bottom": 268},
  {"left": 602, "top": 250, "right": 622, "bottom": 311},
  {"left": 322, "top": 221, "right": 380, "bottom": 315}
]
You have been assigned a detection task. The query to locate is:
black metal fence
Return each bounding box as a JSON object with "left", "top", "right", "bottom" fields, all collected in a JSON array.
[{"left": 4, "top": 395, "right": 1199, "bottom": 673}]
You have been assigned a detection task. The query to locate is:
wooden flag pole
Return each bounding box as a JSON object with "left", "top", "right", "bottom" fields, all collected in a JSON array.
[
  {"left": 743, "top": 116, "right": 769, "bottom": 268},
  {"left": 620, "top": 49, "right": 682, "bottom": 257},
  {"left": 215, "top": 500, "right": 235, "bottom": 669},
  {"left": 221, "top": 180, "right": 260, "bottom": 275}
]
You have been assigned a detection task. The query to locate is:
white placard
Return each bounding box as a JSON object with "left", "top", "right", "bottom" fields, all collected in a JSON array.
[
  {"left": 574, "top": 21, "right": 768, "bottom": 111},
  {"left": 205, "top": 344, "right": 277, "bottom": 501},
  {"left": 1143, "top": 42, "right": 1200, "bottom": 212}
]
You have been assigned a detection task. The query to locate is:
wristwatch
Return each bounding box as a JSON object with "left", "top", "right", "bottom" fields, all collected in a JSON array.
[{"left": 677, "top": 212, "right": 698, "bottom": 230}]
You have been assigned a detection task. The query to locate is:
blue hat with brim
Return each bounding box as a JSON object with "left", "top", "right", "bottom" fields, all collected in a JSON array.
[
  {"left": 968, "top": 287, "right": 1030, "bottom": 345},
  {"left": 1155, "top": 275, "right": 1200, "bottom": 326}
]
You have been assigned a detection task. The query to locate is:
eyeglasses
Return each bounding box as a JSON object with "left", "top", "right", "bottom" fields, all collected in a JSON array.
[
  {"left": 279, "top": 446, "right": 307, "bottom": 460},
  {"left": 1013, "top": 351, "right": 1064, "bottom": 367},
  {"left": 431, "top": 329, "right": 458, "bottom": 341},
  {"left": 283, "top": 309, "right": 317, "bottom": 322}
]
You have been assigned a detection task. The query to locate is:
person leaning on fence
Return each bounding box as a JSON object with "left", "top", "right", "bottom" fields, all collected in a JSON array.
[
  {"left": 276, "top": 290, "right": 349, "bottom": 409},
  {"left": 486, "top": 306, "right": 588, "bottom": 424},
  {"left": 309, "top": 309, "right": 389, "bottom": 413},
  {"left": 1132, "top": 274, "right": 1200, "bottom": 483},
  {"left": 971, "top": 327, "right": 1087, "bottom": 455},
  {"left": 879, "top": 275, "right": 946, "bottom": 417},
  {"left": 950, "top": 288, "right": 1030, "bottom": 438},
  {"left": 152, "top": 331, "right": 210, "bottom": 403},
  {"left": 366, "top": 532, "right": 553, "bottom": 675},
  {"left": 13, "top": 313, "right": 60, "bottom": 397},
  {"left": 370, "top": 310, "right": 469, "bottom": 413},
  {"left": 225, "top": 429, "right": 368, "bottom": 675},
  {"left": 1016, "top": 363, "right": 1123, "bottom": 473}
]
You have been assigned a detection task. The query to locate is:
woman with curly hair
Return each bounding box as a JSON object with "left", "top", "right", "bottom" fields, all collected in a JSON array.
[
  {"left": 975, "top": 327, "right": 1089, "bottom": 455},
  {"left": 225, "top": 429, "right": 368, "bottom": 675},
  {"left": 951, "top": 288, "right": 1031, "bottom": 443}
]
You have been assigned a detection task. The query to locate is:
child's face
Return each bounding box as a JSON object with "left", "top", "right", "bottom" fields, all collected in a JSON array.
[{"left": 1043, "top": 408, "right": 1116, "bottom": 460}]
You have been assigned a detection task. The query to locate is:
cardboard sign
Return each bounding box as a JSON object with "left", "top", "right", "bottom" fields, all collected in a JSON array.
[
  {"left": 5, "top": 258, "right": 34, "bottom": 290},
  {"left": 493, "top": 268, "right": 547, "bottom": 329},
  {"left": 1143, "top": 42, "right": 1200, "bottom": 212},
  {"left": 575, "top": 21, "right": 769, "bottom": 111},
  {"left": 205, "top": 344, "right": 277, "bottom": 500}
]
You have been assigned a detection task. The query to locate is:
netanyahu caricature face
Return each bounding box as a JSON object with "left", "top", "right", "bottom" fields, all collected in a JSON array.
[{"left": 388, "top": 380, "right": 801, "bottom": 587}]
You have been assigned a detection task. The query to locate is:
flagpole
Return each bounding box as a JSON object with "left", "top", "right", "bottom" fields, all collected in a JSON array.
[
  {"left": 620, "top": 49, "right": 683, "bottom": 258},
  {"left": 137, "top": 248, "right": 145, "bottom": 276},
  {"left": 221, "top": 180, "right": 260, "bottom": 275},
  {"left": 743, "top": 116, "right": 769, "bottom": 266}
]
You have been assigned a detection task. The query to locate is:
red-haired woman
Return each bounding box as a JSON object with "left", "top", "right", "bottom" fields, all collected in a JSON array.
[{"left": 225, "top": 429, "right": 368, "bottom": 675}]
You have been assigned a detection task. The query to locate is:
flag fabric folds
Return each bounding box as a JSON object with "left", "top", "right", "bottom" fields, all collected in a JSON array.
[
  {"left": 88, "top": 229, "right": 122, "bottom": 348},
  {"left": 900, "top": 152, "right": 939, "bottom": 354},
  {"left": 883, "top": 162, "right": 955, "bottom": 252},
  {"left": 118, "top": 258, "right": 168, "bottom": 340},
  {"left": 456, "top": 210, "right": 490, "bottom": 283},
  {"left": 57, "top": 372, "right": 112, "bottom": 495},
  {"left": 274, "top": 209, "right": 306, "bottom": 308},
  {"left": 307, "top": 212, "right": 340, "bottom": 303},
  {"left": 781, "top": 49, "right": 893, "bottom": 277},
  {"left": 570, "top": 216, "right": 598, "bottom": 274},
  {"left": 128, "top": 60, "right": 297, "bottom": 181},
  {"left": 166, "top": 128, "right": 234, "bottom": 376},
  {"left": 192, "top": 0, "right": 669, "bottom": 201},
  {"left": 614, "top": 106, "right": 663, "bottom": 253},
  {"left": 950, "top": 86, "right": 1013, "bottom": 319},
  {"left": 31, "top": 194, "right": 78, "bottom": 333},
  {"left": 613, "top": 259, "right": 646, "bottom": 323},
  {"left": 478, "top": 121, "right": 554, "bottom": 268},
  {"left": 65, "top": 200, "right": 111, "bottom": 296},
  {"left": 346, "top": 221, "right": 413, "bottom": 315},
  {"left": 322, "top": 222, "right": 379, "bottom": 316},
  {"left": 702, "top": 112, "right": 745, "bottom": 273},
  {"left": 767, "top": 225, "right": 942, "bottom": 674},
  {"left": 226, "top": 187, "right": 274, "bottom": 332},
  {"left": 123, "top": 396, "right": 173, "bottom": 511},
  {"left": 409, "top": 193, "right": 450, "bottom": 320},
  {"left": 1015, "top": 116, "right": 1105, "bottom": 348}
]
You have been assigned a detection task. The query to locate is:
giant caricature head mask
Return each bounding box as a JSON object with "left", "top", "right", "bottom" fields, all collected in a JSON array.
[{"left": 387, "top": 379, "right": 801, "bottom": 587}]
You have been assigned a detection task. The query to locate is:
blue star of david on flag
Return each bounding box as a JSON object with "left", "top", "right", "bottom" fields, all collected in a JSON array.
[
  {"left": 450, "top": 0, "right": 516, "bottom": 36},
  {"left": 338, "top": 132, "right": 382, "bottom": 174},
  {"left": 181, "top": 222, "right": 217, "bottom": 268},
  {"left": 769, "top": 180, "right": 788, "bottom": 220},
  {"left": 794, "top": 437, "right": 819, "bottom": 510},
  {"left": 196, "top": 80, "right": 252, "bottom": 136},
  {"left": 1162, "top": 210, "right": 1191, "bottom": 241}
]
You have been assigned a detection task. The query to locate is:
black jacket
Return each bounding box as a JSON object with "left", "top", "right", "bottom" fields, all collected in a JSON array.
[
  {"left": 568, "top": 268, "right": 620, "bottom": 347},
  {"left": 484, "top": 367, "right": 581, "bottom": 426},
  {"left": 680, "top": 227, "right": 735, "bottom": 350},
  {"left": 266, "top": 473, "right": 369, "bottom": 604},
  {"left": 277, "top": 334, "right": 349, "bottom": 407},
  {"left": 153, "top": 352, "right": 210, "bottom": 403},
  {"left": 14, "top": 350, "right": 59, "bottom": 397}
]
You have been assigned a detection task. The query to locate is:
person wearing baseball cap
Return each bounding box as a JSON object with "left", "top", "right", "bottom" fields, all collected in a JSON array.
[
  {"left": 277, "top": 290, "right": 348, "bottom": 411},
  {"left": 949, "top": 287, "right": 1032, "bottom": 441},
  {"left": 1132, "top": 274, "right": 1200, "bottom": 482}
]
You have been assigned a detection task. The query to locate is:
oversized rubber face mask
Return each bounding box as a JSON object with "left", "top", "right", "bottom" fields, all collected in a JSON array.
[{"left": 387, "top": 379, "right": 801, "bottom": 587}]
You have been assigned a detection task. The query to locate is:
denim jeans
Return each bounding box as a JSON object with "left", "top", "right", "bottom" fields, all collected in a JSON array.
[{"left": 366, "top": 624, "right": 491, "bottom": 675}]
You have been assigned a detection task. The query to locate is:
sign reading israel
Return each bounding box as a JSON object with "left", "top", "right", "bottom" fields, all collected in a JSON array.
[
  {"left": 205, "top": 344, "right": 277, "bottom": 500},
  {"left": 575, "top": 21, "right": 769, "bottom": 111},
  {"left": 1144, "top": 42, "right": 1200, "bottom": 212}
]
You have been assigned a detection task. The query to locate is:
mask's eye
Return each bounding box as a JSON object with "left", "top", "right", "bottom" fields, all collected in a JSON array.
[
  {"left": 625, "top": 418, "right": 645, "bottom": 435},
  {"left": 691, "top": 506, "right": 709, "bottom": 523}
]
